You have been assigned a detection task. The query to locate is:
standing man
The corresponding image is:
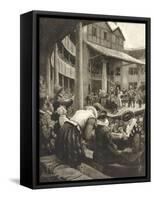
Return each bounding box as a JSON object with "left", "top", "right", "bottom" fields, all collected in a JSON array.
[{"left": 128, "top": 85, "right": 136, "bottom": 108}]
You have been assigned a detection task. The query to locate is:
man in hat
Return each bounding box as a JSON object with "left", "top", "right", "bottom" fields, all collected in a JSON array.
[
  {"left": 128, "top": 85, "right": 136, "bottom": 108},
  {"left": 51, "top": 84, "right": 74, "bottom": 136},
  {"left": 93, "top": 110, "right": 123, "bottom": 165},
  {"left": 113, "top": 110, "right": 144, "bottom": 165},
  {"left": 93, "top": 108, "right": 138, "bottom": 164},
  {"left": 93, "top": 103, "right": 122, "bottom": 164},
  {"left": 52, "top": 84, "right": 74, "bottom": 111},
  {"left": 93, "top": 103, "right": 109, "bottom": 127},
  {"left": 121, "top": 111, "right": 140, "bottom": 149}
]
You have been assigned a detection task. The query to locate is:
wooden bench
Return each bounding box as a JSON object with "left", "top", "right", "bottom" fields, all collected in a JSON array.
[
  {"left": 40, "top": 154, "right": 110, "bottom": 182},
  {"left": 83, "top": 149, "right": 144, "bottom": 178}
]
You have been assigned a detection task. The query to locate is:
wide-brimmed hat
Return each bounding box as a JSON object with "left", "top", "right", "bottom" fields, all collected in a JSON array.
[
  {"left": 93, "top": 103, "right": 104, "bottom": 112},
  {"left": 122, "top": 110, "right": 134, "bottom": 122},
  {"left": 86, "top": 106, "right": 98, "bottom": 118},
  {"left": 54, "top": 84, "right": 63, "bottom": 96},
  {"left": 93, "top": 103, "right": 107, "bottom": 118},
  {"left": 98, "top": 110, "right": 107, "bottom": 119}
]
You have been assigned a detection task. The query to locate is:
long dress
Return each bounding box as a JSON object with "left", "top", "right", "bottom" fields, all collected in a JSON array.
[{"left": 55, "top": 110, "right": 96, "bottom": 167}]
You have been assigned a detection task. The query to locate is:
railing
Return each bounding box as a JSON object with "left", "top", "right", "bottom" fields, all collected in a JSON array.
[
  {"left": 62, "top": 36, "right": 76, "bottom": 56},
  {"left": 51, "top": 51, "right": 75, "bottom": 79}
]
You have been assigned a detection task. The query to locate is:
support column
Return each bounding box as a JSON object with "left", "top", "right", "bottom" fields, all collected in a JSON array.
[
  {"left": 54, "top": 43, "right": 59, "bottom": 85},
  {"left": 75, "top": 22, "right": 84, "bottom": 109},
  {"left": 46, "top": 58, "right": 51, "bottom": 97},
  {"left": 101, "top": 62, "right": 107, "bottom": 92},
  {"left": 137, "top": 65, "right": 142, "bottom": 87},
  {"left": 50, "top": 67, "right": 54, "bottom": 98},
  {"left": 121, "top": 65, "right": 128, "bottom": 89},
  {"left": 68, "top": 78, "right": 70, "bottom": 91}
]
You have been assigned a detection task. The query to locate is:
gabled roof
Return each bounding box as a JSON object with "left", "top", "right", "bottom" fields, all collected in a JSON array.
[
  {"left": 113, "top": 27, "right": 125, "bottom": 41},
  {"left": 106, "top": 22, "right": 125, "bottom": 41},
  {"left": 107, "top": 22, "right": 118, "bottom": 31}
]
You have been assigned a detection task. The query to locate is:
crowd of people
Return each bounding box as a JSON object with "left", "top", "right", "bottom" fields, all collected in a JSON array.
[
  {"left": 86, "top": 84, "right": 145, "bottom": 113},
  {"left": 39, "top": 79, "right": 145, "bottom": 176}
]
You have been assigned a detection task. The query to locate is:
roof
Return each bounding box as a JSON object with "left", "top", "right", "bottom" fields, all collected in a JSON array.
[
  {"left": 40, "top": 19, "right": 90, "bottom": 54},
  {"left": 125, "top": 47, "right": 145, "bottom": 51},
  {"left": 107, "top": 22, "right": 125, "bottom": 40},
  {"left": 107, "top": 22, "right": 118, "bottom": 31},
  {"left": 86, "top": 40, "right": 145, "bottom": 65},
  {"left": 113, "top": 27, "right": 125, "bottom": 41}
]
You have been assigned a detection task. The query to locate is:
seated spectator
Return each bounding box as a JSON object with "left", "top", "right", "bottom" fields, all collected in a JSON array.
[
  {"left": 93, "top": 116, "right": 125, "bottom": 165},
  {"left": 39, "top": 98, "right": 56, "bottom": 156}
]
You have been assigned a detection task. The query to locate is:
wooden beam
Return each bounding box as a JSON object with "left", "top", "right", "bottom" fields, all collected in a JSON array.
[
  {"left": 46, "top": 57, "right": 51, "bottom": 97},
  {"left": 121, "top": 65, "right": 128, "bottom": 89},
  {"left": 54, "top": 43, "right": 59, "bottom": 85},
  {"left": 75, "top": 22, "right": 84, "bottom": 109},
  {"left": 101, "top": 62, "right": 107, "bottom": 92}
]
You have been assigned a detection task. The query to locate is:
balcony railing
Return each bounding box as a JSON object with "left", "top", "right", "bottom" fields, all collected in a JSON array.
[
  {"left": 51, "top": 51, "right": 75, "bottom": 79},
  {"left": 62, "top": 36, "right": 76, "bottom": 56}
]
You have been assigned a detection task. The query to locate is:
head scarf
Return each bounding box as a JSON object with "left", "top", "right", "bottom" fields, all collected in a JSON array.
[{"left": 86, "top": 106, "right": 98, "bottom": 119}]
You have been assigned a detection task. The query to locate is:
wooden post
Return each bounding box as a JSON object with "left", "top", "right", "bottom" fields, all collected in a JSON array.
[
  {"left": 46, "top": 57, "right": 51, "bottom": 97},
  {"left": 121, "top": 65, "right": 128, "bottom": 89},
  {"left": 54, "top": 43, "right": 59, "bottom": 85},
  {"left": 101, "top": 62, "right": 107, "bottom": 92},
  {"left": 137, "top": 64, "right": 142, "bottom": 87},
  {"left": 75, "top": 22, "right": 84, "bottom": 109},
  {"left": 50, "top": 67, "right": 54, "bottom": 98},
  {"left": 49, "top": 51, "right": 55, "bottom": 98}
]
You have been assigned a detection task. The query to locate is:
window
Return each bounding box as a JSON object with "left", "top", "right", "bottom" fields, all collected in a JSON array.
[
  {"left": 107, "top": 63, "right": 114, "bottom": 76},
  {"left": 112, "top": 34, "right": 116, "bottom": 43},
  {"left": 119, "top": 38, "right": 124, "bottom": 50},
  {"left": 91, "top": 65, "right": 101, "bottom": 75},
  {"left": 88, "top": 24, "right": 92, "bottom": 35},
  {"left": 115, "top": 67, "right": 120, "bottom": 76},
  {"left": 129, "top": 67, "right": 138, "bottom": 75},
  {"left": 104, "top": 31, "right": 107, "bottom": 40},
  {"left": 116, "top": 37, "right": 119, "bottom": 45},
  {"left": 119, "top": 38, "right": 123, "bottom": 45},
  {"left": 107, "top": 68, "right": 114, "bottom": 76},
  {"left": 92, "top": 26, "right": 97, "bottom": 37}
]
